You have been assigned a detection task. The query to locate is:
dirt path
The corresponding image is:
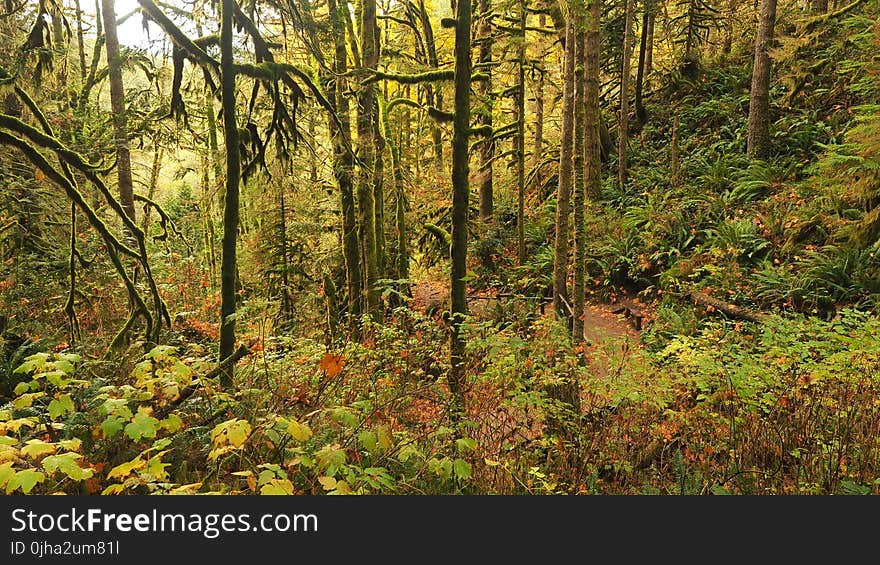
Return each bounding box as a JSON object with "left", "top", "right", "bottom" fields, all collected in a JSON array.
[{"left": 409, "top": 282, "right": 643, "bottom": 371}]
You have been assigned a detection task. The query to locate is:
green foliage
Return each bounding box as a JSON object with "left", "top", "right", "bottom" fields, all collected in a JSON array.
[{"left": 705, "top": 218, "right": 770, "bottom": 264}]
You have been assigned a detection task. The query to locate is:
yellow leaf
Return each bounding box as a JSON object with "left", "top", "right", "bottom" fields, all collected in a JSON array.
[
  {"left": 377, "top": 425, "right": 394, "bottom": 451},
  {"left": 7, "top": 419, "right": 36, "bottom": 432},
  {"left": 21, "top": 440, "right": 56, "bottom": 459},
  {"left": 318, "top": 476, "right": 337, "bottom": 491},
  {"left": 168, "top": 482, "right": 203, "bottom": 495},
  {"left": 0, "top": 444, "right": 20, "bottom": 463},
  {"left": 333, "top": 480, "right": 352, "bottom": 494},
  {"left": 288, "top": 419, "right": 313, "bottom": 442},
  {"left": 260, "top": 478, "right": 294, "bottom": 495},
  {"left": 58, "top": 438, "right": 82, "bottom": 452},
  {"left": 107, "top": 457, "right": 145, "bottom": 480}
]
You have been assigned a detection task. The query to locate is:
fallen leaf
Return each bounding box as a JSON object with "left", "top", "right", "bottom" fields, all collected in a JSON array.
[{"left": 320, "top": 353, "right": 344, "bottom": 378}]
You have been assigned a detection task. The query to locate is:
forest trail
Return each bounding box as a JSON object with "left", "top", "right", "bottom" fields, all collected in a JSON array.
[{"left": 409, "top": 282, "right": 644, "bottom": 378}]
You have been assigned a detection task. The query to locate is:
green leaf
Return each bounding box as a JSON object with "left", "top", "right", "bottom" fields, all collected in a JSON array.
[
  {"left": 330, "top": 407, "right": 358, "bottom": 427},
  {"left": 21, "top": 440, "right": 56, "bottom": 459},
  {"left": 45, "top": 370, "right": 70, "bottom": 387},
  {"left": 13, "top": 392, "right": 45, "bottom": 410},
  {"left": 124, "top": 409, "right": 159, "bottom": 441},
  {"left": 42, "top": 453, "right": 93, "bottom": 481},
  {"left": 257, "top": 469, "right": 276, "bottom": 485},
  {"left": 13, "top": 382, "right": 30, "bottom": 395},
  {"left": 149, "top": 438, "right": 173, "bottom": 452},
  {"left": 161, "top": 414, "right": 183, "bottom": 433},
  {"left": 453, "top": 458, "right": 472, "bottom": 480},
  {"left": 455, "top": 437, "right": 477, "bottom": 452},
  {"left": 54, "top": 358, "right": 76, "bottom": 374},
  {"left": 14, "top": 352, "right": 49, "bottom": 374},
  {"left": 145, "top": 345, "right": 178, "bottom": 360},
  {"left": 0, "top": 462, "right": 15, "bottom": 488},
  {"left": 6, "top": 469, "right": 45, "bottom": 494},
  {"left": 172, "top": 360, "right": 193, "bottom": 380},
  {"left": 48, "top": 394, "right": 75, "bottom": 419},
  {"left": 101, "top": 415, "right": 126, "bottom": 438},
  {"left": 145, "top": 453, "right": 170, "bottom": 481},
  {"left": 101, "top": 398, "right": 133, "bottom": 419},
  {"left": 315, "top": 445, "right": 346, "bottom": 475},
  {"left": 287, "top": 419, "right": 312, "bottom": 442},
  {"left": 358, "top": 431, "right": 378, "bottom": 454}
]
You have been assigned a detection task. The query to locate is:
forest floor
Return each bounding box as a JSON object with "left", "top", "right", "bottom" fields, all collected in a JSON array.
[{"left": 409, "top": 281, "right": 645, "bottom": 379}]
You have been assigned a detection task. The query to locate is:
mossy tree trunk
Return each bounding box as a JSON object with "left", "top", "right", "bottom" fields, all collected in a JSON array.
[
  {"left": 516, "top": 0, "right": 527, "bottom": 266},
  {"left": 746, "top": 0, "right": 778, "bottom": 159},
  {"left": 101, "top": 0, "right": 137, "bottom": 235},
  {"left": 449, "top": 0, "right": 472, "bottom": 408},
  {"left": 357, "top": 0, "right": 381, "bottom": 319},
  {"left": 218, "top": 0, "right": 241, "bottom": 388},
  {"left": 552, "top": 14, "right": 575, "bottom": 325},
  {"left": 617, "top": 0, "right": 635, "bottom": 189},
  {"left": 327, "top": 0, "right": 362, "bottom": 323},
  {"left": 477, "top": 0, "right": 494, "bottom": 221}
]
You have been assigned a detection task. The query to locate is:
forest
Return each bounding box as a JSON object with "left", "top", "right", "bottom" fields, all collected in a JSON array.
[{"left": 0, "top": 0, "right": 878, "bottom": 496}]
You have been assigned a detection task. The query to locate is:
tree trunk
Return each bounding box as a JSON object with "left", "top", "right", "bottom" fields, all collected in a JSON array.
[
  {"left": 380, "top": 95, "right": 409, "bottom": 294},
  {"left": 645, "top": 11, "right": 654, "bottom": 90},
  {"left": 516, "top": 1, "right": 527, "bottom": 266},
  {"left": 746, "top": 0, "right": 777, "bottom": 160},
  {"left": 449, "top": 0, "right": 472, "bottom": 408},
  {"left": 75, "top": 0, "right": 87, "bottom": 83},
  {"left": 141, "top": 144, "right": 163, "bottom": 234},
  {"left": 552, "top": 14, "right": 575, "bottom": 324},
  {"left": 218, "top": 0, "right": 241, "bottom": 388},
  {"left": 278, "top": 184, "right": 293, "bottom": 324},
  {"left": 101, "top": 0, "right": 137, "bottom": 234},
  {"left": 634, "top": 9, "right": 649, "bottom": 128},
  {"left": 722, "top": 0, "right": 739, "bottom": 55},
  {"left": 671, "top": 112, "right": 681, "bottom": 185},
  {"left": 533, "top": 14, "right": 546, "bottom": 182},
  {"left": 585, "top": 0, "right": 602, "bottom": 201},
  {"left": 617, "top": 0, "right": 635, "bottom": 189},
  {"left": 79, "top": 0, "right": 104, "bottom": 113},
  {"left": 572, "top": 20, "right": 586, "bottom": 345},
  {"left": 373, "top": 99, "right": 386, "bottom": 282},
  {"left": 200, "top": 155, "right": 217, "bottom": 275},
  {"left": 327, "top": 0, "right": 362, "bottom": 322},
  {"left": 418, "top": 0, "right": 444, "bottom": 173},
  {"left": 477, "top": 0, "right": 494, "bottom": 221},
  {"left": 357, "top": 0, "right": 381, "bottom": 318},
  {"left": 308, "top": 113, "right": 318, "bottom": 184},
  {"left": 203, "top": 89, "right": 219, "bottom": 279}
]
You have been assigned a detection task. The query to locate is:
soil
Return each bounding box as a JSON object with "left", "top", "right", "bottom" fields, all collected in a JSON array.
[{"left": 409, "top": 281, "right": 644, "bottom": 367}]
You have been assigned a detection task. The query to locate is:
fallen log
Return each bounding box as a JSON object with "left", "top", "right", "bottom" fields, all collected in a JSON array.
[{"left": 690, "top": 291, "right": 765, "bottom": 323}]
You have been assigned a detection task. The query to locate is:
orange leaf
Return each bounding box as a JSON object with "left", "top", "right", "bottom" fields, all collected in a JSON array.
[{"left": 319, "top": 353, "right": 344, "bottom": 378}]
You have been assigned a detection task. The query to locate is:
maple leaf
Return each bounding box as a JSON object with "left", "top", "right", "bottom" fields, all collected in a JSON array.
[{"left": 319, "top": 353, "right": 344, "bottom": 378}]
